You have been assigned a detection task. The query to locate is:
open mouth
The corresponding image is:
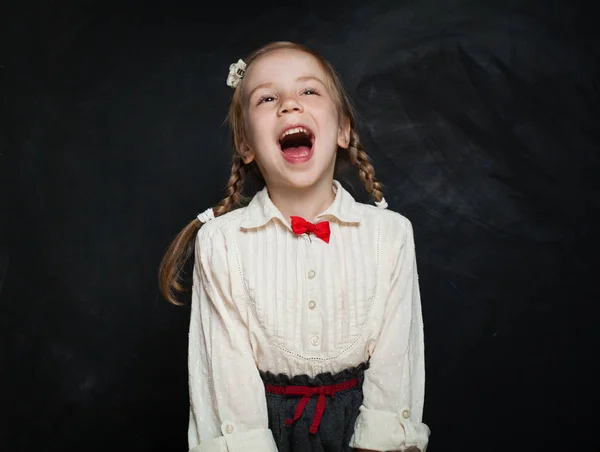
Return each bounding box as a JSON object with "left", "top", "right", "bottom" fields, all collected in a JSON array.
[{"left": 278, "top": 126, "right": 315, "bottom": 162}]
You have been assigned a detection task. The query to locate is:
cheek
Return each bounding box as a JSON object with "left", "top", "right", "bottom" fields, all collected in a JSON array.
[
  {"left": 243, "top": 114, "right": 276, "bottom": 159},
  {"left": 245, "top": 109, "right": 269, "bottom": 136},
  {"left": 243, "top": 114, "right": 262, "bottom": 147},
  {"left": 321, "top": 101, "right": 341, "bottom": 123}
]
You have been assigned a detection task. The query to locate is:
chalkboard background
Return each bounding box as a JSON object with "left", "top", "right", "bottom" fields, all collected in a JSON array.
[{"left": 2, "top": 0, "right": 599, "bottom": 450}]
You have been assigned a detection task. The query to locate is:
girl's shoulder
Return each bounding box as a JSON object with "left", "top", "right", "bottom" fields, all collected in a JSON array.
[
  {"left": 353, "top": 200, "right": 414, "bottom": 230},
  {"left": 195, "top": 206, "right": 247, "bottom": 245}
]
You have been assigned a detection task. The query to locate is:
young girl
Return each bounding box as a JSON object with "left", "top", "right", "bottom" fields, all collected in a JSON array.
[{"left": 159, "top": 41, "right": 430, "bottom": 452}]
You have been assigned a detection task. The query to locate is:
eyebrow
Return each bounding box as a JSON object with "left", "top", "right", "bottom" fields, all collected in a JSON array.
[{"left": 247, "top": 76, "right": 327, "bottom": 101}]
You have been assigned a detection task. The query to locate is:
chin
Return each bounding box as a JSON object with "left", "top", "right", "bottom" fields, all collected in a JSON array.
[
  {"left": 281, "top": 170, "right": 333, "bottom": 190},
  {"left": 261, "top": 145, "right": 337, "bottom": 190},
  {"left": 282, "top": 176, "right": 319, "bottom": 189}
]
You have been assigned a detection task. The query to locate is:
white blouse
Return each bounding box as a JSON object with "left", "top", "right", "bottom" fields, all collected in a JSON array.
[{"left": 188, "top": 181, "right": 430, "bottom": 452}]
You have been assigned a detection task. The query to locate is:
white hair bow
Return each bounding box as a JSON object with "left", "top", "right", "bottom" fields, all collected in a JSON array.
[
  {"left": 226, "top": 59, "right": 247, "bottom": 88},
  {"left": 197, "top": 208, "right": 215, "bottom": 224},
  {"left": 375, "top": 198, "right": 388, "bottom": 209}
]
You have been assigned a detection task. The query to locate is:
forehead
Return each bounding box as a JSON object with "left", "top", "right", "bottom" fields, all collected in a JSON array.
[{"left": 242, "top": 49, "right": 327, "bottom": 91}]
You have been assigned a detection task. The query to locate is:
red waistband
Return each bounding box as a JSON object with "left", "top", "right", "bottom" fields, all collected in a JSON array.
[{"left": 265, "top": 378, "right": 359, "bottom": 434}]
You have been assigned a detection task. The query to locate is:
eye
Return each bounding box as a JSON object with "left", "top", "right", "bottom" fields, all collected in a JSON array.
[
  {"left": 257, "top": 95, "right": 276, "bottom": 105},
  {"left": 302, "top": 87, "right": 319, "bottom": 96}
]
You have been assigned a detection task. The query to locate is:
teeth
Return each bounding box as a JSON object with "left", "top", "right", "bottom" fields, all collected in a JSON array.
[{"left": 280, "top": 127, "right": 311, "bottom": 140}]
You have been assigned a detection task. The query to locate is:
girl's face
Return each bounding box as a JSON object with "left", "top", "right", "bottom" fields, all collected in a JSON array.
[{"left": 240, "top": 49, "right": 350, "bottom": 192}]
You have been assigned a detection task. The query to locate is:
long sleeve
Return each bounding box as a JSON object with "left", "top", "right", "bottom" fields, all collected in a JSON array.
[
  {"left": 349, "top": 217, "right": 430, "bottom": 451},
  {"left": 187, "top": 225, "right": 278, "bottom": 452}
]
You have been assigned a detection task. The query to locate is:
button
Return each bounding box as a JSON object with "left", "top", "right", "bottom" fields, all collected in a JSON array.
[
  {"left": 402, "top": 409, "right": 410, "bottom": 419},
  {"left": 308, "top": 300, "right": 316, "bottom": 309},
  {"left": 310, "top": 336, "right": 320, "bottom": 346},
  {"left": 308, "top": 270, "right": 316, "bottom": 279},
  {"left": 221, "top": 421, "right": 236, "bottom": 436}
]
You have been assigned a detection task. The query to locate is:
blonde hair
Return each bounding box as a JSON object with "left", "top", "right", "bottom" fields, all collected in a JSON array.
[{"left": 159, "top": 41, "right": 384, "bottom": 305}]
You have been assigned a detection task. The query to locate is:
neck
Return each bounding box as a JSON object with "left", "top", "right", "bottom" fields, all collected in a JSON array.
[{"left": 268, "top": 178, "right": 335, "bottom": 223}]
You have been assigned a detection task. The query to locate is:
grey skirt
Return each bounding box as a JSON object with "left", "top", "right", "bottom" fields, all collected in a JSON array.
[{"left": 260, "top": 362, "right": 368, "bottom": 452}]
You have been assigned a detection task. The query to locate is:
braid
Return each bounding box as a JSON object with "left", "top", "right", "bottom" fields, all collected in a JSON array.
[
  {"left": 347, "top": 129, "right": 384, "bottom": 203},
  {"left": 158, "top": 153, "right": 247, "bottom": 305},
  {"left": 213, "top": 154, "right": 247, "bottom": 217}
]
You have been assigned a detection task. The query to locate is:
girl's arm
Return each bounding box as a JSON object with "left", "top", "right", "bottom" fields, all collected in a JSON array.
[
  {"left": 187, "top": 225, "right": 278, "bottom": 452},
  {"left": 349, "top": 216, "right": 430, "bottom": 452}
]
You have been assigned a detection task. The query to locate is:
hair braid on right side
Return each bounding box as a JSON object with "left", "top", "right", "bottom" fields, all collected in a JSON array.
[
  {"left": 213, "top": 153, "right": 247, "bottom": 217},
  {"left": 347, "top": 129, "right": 385, "bottom": 203},
  {"left": 158, "top": 153, "right": 247, "bottom": 305}
]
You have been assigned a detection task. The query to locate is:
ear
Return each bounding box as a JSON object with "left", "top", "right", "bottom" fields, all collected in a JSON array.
[
  {"left": 239, "top": 142, "right": 255, "bottom": 164},
  {"left": 337, "top": 115, "right": 351, "bottom": 149}
]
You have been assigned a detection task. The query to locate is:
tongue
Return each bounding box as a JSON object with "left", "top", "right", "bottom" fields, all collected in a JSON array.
[{"left": 283, "top": 146, "right": 311, "bottom": 157}]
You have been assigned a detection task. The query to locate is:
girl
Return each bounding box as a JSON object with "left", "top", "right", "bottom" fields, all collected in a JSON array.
[{"left": 159, "top": 41, "right": 430, "bottom": 452}]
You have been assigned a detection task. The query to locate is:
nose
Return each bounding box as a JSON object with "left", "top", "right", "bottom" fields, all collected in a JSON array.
[{"left": 278, "top": 95, "right": 303, "bottom": 116}]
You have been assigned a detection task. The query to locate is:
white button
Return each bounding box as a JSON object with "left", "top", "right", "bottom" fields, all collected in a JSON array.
[
  {"left": 402, "top": 409, "right": 410, "bottom": 419},
  {"left": 308, "top": 300, "right": 316, "bottom": 309},
  {"left": 310, "top": 336, "right": 320, "bottom": 346},
  {"left": 225, "top": 424, "right": 234, "bottom": 434},
  {"left": 308, "top": 270, "right": 316, "bottom": 279}
]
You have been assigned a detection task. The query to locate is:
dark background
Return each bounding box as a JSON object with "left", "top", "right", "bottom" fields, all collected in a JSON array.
[{"left": 2, "top": 0, "right": 599, "bottom": 451}]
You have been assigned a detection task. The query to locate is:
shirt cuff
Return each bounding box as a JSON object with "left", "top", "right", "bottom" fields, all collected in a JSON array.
[
  {"left": 349, "top": 406, "right": 430, "bottom": 451},
  {"left": 189, "top": 422, "right": 277, "bottom": 452}
]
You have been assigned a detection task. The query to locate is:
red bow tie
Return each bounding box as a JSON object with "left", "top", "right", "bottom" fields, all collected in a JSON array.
[{"left": 290, "top": 216, "right": 331, "bottom": 244}]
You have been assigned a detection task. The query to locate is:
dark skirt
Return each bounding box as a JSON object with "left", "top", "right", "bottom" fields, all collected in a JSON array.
[{"left": 259, "top": 362, "right": 367, "bottom": 452}]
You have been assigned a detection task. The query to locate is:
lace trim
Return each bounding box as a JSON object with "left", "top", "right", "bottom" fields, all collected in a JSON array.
[{"left": 259, "top": 361, "right": 369, "bottom": 387}]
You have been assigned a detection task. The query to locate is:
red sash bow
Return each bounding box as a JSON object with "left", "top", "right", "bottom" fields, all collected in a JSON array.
[{"left": 265, "top": 378, "right": 358, "bottom": 434}]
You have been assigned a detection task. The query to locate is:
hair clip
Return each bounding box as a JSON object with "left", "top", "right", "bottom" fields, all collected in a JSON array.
[
  {"left": 197, "top": 208, "right": 215, "bottom": 224},
  {"left": 375, "top": 197, "right": 388, "bottom": 209},
  {"left": 226, "top": 59, "right": 247, "bottom": 88}
]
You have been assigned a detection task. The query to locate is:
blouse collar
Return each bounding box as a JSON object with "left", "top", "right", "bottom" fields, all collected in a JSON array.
[{"left": 240, "top": 180, "right": 362, "bottom": 230}]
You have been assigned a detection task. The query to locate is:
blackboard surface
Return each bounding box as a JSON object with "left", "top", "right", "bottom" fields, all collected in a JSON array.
[{"left": 2, "top": 1, "right": 599, "bottom": 450}]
